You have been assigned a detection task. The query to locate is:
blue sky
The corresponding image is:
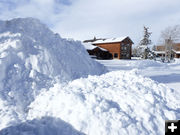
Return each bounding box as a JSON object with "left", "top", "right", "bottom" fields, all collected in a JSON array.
[{"left": 1, "top": 0, "right": 180, "bottom": 45}]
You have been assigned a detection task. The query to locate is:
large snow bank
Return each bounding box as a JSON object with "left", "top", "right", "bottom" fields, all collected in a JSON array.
[
  {"left": 27, "top": 70, "right": 180, "bottom": 135},
  {"left": 0, "top": 18, "right": 106, "bottom": 128},
  {"left": 0, "top": 18, "right": 106, "bottom": 81}
]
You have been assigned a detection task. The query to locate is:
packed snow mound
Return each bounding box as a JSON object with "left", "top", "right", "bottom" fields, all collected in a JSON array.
[
  {"left": 0, "top": 117, "right": 85, "bottom": 135},
  {"left": 0, "top": 17, "right": 106, "bottom": 80},
  {"left": 0, "top": 17, "right": 106, "bottom": 120},
  {"left": 28, "top": 70, "right": 180, "bottom": 135}
]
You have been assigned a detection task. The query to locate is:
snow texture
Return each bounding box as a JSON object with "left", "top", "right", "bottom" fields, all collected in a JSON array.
[
  {"left": 27, "top": 70, "right": 180, "bottom": 135},
  {"left": 0, "top": 117, "right": 85, "bottom": 135},
  {"left": 0, "top": 17, "right": 106, "bottom": 130}
]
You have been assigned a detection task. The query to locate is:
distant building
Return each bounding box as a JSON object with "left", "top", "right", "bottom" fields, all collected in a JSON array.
[
  {"left": 83, "top": 36, "right": 133, "bottom": 59},
  {"left": 82, "top": 42, "right": 112, "bottom": 59},
  {"left": 154, "top": 43, "right": 180, "bottom": 58}
]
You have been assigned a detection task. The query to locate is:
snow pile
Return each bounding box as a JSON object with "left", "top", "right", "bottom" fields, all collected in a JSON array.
[
  {"left": 0, "top": 18, "right": 106, "bottom": 129},
  {"left": 27, "top": 70, "right": 180, "bottom": 135},
  {"left": 0, "top": 18, "right": 106, "bottom": 81}
]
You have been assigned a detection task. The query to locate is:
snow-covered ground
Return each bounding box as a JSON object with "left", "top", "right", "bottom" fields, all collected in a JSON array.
[
  {"left": 27, "top": 70, "right": 179, "bottom": 135},
  {"left": 0, "top": 18, "right": 179, "bottom": 135},
  {"left": 97, "top": 58, "right": 180, "bottom": 92}
]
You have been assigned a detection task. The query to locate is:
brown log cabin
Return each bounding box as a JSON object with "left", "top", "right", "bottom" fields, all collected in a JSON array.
[
  {"left": 154, "top": 43, "right": 180, "bottom": 58},
  {"left": 89, "top": 36, "right": 133, "bottom": 59}
]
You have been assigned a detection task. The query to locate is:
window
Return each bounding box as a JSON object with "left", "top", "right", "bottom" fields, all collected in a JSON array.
[
  {"left": 121, "top": 44, "right": 129, "bottom": 51},
  {"left": 114, "top": 53, "right": 118, "bottom": 58}
]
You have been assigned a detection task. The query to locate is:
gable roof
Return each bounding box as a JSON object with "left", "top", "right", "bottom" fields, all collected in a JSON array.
[
  {"left": 172, "top": 49, "right": 180, "bottom": 54},
  {"left": 82, "top": 42, "right": 108, "bottom": 51},
  {"left": 82, "top": 42, "right": 96, "bottom": 50},
  {"left": 92, "top": 36, "right": 133, "bottom": 44}
]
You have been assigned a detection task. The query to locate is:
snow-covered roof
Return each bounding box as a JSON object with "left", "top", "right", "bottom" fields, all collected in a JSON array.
[
  {"left": 172, "top": 49, "right": 180, "bottom": 54},
  {"left": 92, "top": 36, "right": 129, "bottom": 44},
  {"left": 82, "top": 42, "right": 97, "bottom": 50},
  {"left": 82, "top": 42, "right": 108, "bottom": 51},
  {"left": 153, "top": 51, "right": 165, "bottom": 54},
  {"left": 175, "top": 51, "right": 180, "bottom": 54},
  {"left": 98, "top": 47, "right": 108, "bottom": 51}
]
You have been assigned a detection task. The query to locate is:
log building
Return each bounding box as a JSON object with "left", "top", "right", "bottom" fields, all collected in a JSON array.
[
  {"left": 84, "top": 36, "right": 133, "bottom": 59},
  {"left": 154, "top": 43, "right": 180, "bottom": 58}
]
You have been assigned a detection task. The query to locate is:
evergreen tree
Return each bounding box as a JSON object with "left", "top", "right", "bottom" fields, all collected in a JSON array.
[{"left": 138, "top": 26, "right": 152, "bottom": 59}]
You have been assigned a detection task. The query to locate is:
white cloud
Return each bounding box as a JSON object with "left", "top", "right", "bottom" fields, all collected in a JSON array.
[
  {"left": 51, "top": 0, "right": 180, "bottom": 44},
  {"left": 0, "top": 0, "right": 180, "bottom": 44},
  {"left": 0, "top": 0, "right": 71, "bottom": 24}
]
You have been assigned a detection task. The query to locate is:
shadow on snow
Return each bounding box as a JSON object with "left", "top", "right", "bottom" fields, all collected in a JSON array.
[
  {"left": 0, "top": 116, "right": 85, "bottom": 135},
  {"left": 149, "top": 73, "right": 180, "bottom": 84}
]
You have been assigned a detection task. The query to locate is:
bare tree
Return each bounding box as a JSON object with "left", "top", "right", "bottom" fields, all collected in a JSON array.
[
  {"left": 164, "top": 39, "right": 173, "bottom": 61},
  {"left": 160, "top": 25, "right": 180, "bottom": 61},
  {"left": 161, "top": 25, "right": 180, "bottom": 42}
]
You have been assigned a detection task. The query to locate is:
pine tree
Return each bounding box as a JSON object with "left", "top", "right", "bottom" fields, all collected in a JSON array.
[{"left": 138, "top": 26, "right": 152, "bottom": 59}]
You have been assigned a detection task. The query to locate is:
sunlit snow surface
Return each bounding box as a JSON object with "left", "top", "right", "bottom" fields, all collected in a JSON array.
[
  {"left": 98, "top": 58, "right": 180, "bottom": 92},
  {"left": 0, "top": 18, "right": 180, "bottom": 135},
  {"left": 0, "top": 18, "right": 106, "bottom": 134},
  {"left": 27, "top": 70, "right": 180, "bottom": 135}
]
